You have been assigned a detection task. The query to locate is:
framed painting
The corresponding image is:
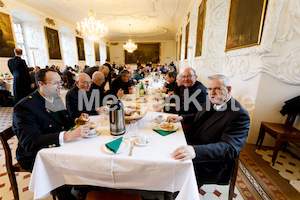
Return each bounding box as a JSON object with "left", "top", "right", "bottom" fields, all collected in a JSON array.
[
  {"left": 76, "top": 37, "right": 85, "bottom": 60},
  {"left": 184, "top": 22, "right": 189, "bottom": 59},
  {"left": 106, "top": 46, "right": 110, "bottom": 62},
  {"left": 0, "top": 12, "right": 15, "bottom": 57},
  {"left": 94, "top": 42, "right": 100, "bottom": 61},
  {"left": 125, "top": 43, "right": 160, "bottom": 64},
  {"left": 225, "top": 0, "right": 268, "bottom": 51},
  {"left": 195, "top": 0, "right": 206, "bottom": 57},
  {"left": 179, "top": 34, "right": 182, "bottom": 60},
  {"left": 45, "top": 27, "right": 62, "bottom": 59},
  {"left": 175, "top": 40, "right": 178, "bottom": 61}
]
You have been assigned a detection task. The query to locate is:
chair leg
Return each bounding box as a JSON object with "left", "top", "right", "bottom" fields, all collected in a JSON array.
[
  {"left": 256, "top": 126, "right": 266, "bottom": 150},
  {"left": 7, "top": 171, "right": 19, "bottom": 200},
  {"left": 272, "top": 136, "right": 282, "bottom": 166},
  {"left": 228, "top": 158, "right": 239, "bottom": 200}
]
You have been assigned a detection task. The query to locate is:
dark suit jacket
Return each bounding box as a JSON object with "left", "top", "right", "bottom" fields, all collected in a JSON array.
[
  {"left": 62, "top": 69, "right": 75, "bottom": 86},
  {"left": 110, "top": 77, "right": 132, "bottom": 96},
  {"left": 8, "top": 56, "right": 32, "bottom": 103},
  {"left": 182, "top": 98, "right": 250, "bottom": 186},
  {"left": 90, "top": 82, "right": 107, "bottom": 107},
  {"left": 179, "top": 81, "right": 207, "bottom": 116},
  {"left": 84, "top": 66, "right": 99, "bottom": 78},
  {"left": 13, "top": 90, "right": 74, "bottom": 172},
  {"left": 66, "top": 85, "right": 98, "bottom": 120}
]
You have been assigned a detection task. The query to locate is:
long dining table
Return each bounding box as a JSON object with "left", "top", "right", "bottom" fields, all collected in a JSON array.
[{"left": 29, "top": 78, "right": 200, "bottom": 200}]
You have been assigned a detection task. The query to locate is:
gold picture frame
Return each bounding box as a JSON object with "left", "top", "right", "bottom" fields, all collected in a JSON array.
[
  {"left": 195, "top": 0, "right": 206, "bottom": 57},
  {"left": 94, "top": 42, "right": 100, "bottom": 61},
  {"left": 76, "top": 37, "right": 85, "bottom": 61},
  {"left": 184, "top": 22, "right": 190, "bottom": 59},
  {"left": 225, "top": 0, "right": 268, "bottom": 51},
  {"left": 45, "top": 27, "right": 62, "bottom": 59},
  {"left": 124, "top": 43, "right": 160, "bottom": 64},
  {"left": 0, "top": 12, "right": 15, "bottom": 57}
]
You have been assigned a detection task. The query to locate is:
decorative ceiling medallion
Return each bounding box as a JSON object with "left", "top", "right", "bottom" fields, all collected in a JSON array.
[{"left": 45, "top": 18, "right": 55, "bottom": 26}]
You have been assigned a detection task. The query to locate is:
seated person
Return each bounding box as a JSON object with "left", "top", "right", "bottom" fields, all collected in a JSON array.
[
  {"left": 66, "top": 73, "right": 107, "bottom": 120},
  {"left": 90, "top": 71, "right": 123, "bottom": 106},
  {"left": 110, "top": 70, "right": 133, "bottom": 96},
  {"left": 167, "top": 75, "right": 250, "bottom": 188},
  {"left": 133, "top": 67, "right": 144, "bottom": 81},
  {"left": 162, "top": 72, "right": 177, "bottom": 94},
  {"left": 62, "top": 66, "right": 75, "bottom": 87},
  {"left": 13, "top": 69, "right": 92, "bottom": 200}
]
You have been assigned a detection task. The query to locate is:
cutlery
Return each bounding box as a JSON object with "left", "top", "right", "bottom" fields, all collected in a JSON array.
[{"left": 128, "top": 140, "right": 135, "bottom": 156}]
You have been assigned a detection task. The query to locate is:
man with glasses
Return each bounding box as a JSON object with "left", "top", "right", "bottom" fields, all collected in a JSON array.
[
  {"left": 167, "top": 75, "right": 250, "bottom": 188},
  {"left": 13, "top": 69, "right": 91, "bottom": 199},
  {"left": 179, "top": 67, "right": 207, "bottom": 116},
  {"left": 66, "top": 73, "right": 107, "bottom": 120}
]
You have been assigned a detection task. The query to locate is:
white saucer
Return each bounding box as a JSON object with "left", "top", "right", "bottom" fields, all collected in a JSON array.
[
  {"left": 103, "top": 140, "right": 131, "bottom": 154},
  {"left": 134, "top": 138, "right": 152, "bottom": 146},
  {"left": 83, "top": 129, "right": 100, "bottom": 138}
]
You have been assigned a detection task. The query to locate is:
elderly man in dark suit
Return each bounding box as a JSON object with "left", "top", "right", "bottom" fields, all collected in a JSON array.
[
  {"left": 8, "top": 48, "right": 34, "bottom": 103},
  {"left": 13, "top": 69, "right": 91, "bottom": 199},
  {"left": 167, "top": 74, "right": 250, "bottom": 188}
]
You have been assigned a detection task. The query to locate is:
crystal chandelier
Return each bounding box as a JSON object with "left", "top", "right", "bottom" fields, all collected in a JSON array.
[
  {"left": 123, "top": 24, "right": 137, "bottom": 53},
  {"left": 76, "top": 1, "right": 108, "bottom": 41}
]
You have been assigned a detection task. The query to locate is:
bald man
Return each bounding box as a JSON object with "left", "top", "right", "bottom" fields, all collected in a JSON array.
[{"left": 66, "top": 73, "right": 106, "bottom": 120}]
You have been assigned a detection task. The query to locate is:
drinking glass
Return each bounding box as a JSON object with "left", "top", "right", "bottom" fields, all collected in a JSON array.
[{"left": 128, "top": 120, "right": 138, "bottom": 137}]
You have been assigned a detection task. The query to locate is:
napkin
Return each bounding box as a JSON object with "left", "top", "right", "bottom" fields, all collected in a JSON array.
[
  {"left": 153, "top": 129, "right": 176, "bottom": 136},
  {"left": 105, "top": 137, "right": 123, "bottom": 153}
]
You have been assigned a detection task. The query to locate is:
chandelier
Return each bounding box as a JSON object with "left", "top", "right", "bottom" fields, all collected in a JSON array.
[
  {"left": 76, "top": 1, "right": 108, "bottom": 41},
  {"left": 123, "top": 24, "right": 137, "bottom": 53}
]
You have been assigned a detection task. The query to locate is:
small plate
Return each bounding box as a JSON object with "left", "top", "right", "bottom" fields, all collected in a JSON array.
[
  {"left": 103, "top": 140, "right": 131, "bottom": 154},
  {"left": 84, "top": 131, "right": 100, "bottom": 138},
  {"left": 134, "top": 138, "right": 152, "bottom": 146},
  {"left": 158, "top": 123, "right": 179, "bottom": 132}
]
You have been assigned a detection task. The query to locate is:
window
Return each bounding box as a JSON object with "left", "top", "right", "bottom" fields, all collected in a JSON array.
[{"left": 13, "top": 21, "right": 28, "bottom": 64}]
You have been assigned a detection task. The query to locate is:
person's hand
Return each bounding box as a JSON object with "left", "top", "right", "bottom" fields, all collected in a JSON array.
[
  {"left": 166, "top": 116, "right": 183, "bottom": 123},
  {"left": 117, "top": 89, "right": 124, "bottom": 99},
  {"left": 79, "top": 113, "right": 89, "bottom": 121},
  {"left": 96, "top": 106, "right": 109, "bottom": 114},
  {"left": 64, "top": 124, "right": 90, "bottom": 141},
  {"left": 171, "top": 145, "right": 196, "bottom": 162},
  {"left": 30, "top": 83, "right": 35, "bottom": 89}
]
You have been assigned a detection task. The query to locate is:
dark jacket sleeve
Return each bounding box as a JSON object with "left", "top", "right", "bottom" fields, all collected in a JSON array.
[{"left": 193, "top": 110, "right": 250, "bottom": 163}]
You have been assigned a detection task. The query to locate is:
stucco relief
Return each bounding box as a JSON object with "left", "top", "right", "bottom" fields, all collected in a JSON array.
[{"left": 60, "top": 32, "right": 77, "bottom": 67}]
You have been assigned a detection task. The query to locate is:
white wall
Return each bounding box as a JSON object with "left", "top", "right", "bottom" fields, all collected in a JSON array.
[{"left": 176, "top": 0, "right": 300, "bottom": 145}]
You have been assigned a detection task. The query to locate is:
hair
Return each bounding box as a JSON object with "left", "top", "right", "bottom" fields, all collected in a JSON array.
[
  {"left": 100, "top": 65, "right": 108, "bottom": 71},
  {"left": 166, "top": 72, "right": 176, "bottom": 78},
  {"left": 35, "top": 69, "right": 53, "bottom": 85},
  {"left": 14, "top": 48, "right": 22, "bottom": 55},
  {"left": 119, "top": 70, "right": 129, "bottom": 77},
  {"left": 208, "top": 74, "right": 231, "bottom": 86}
]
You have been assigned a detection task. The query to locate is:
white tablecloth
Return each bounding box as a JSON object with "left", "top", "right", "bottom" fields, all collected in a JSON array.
[{"left": 29, "top": 112, "right": 199, "bottom": 200}]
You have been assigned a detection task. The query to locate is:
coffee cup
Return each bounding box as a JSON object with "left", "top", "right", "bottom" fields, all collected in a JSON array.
[{"left": 137, "top": 134, "right": 148, "bottom": 145}]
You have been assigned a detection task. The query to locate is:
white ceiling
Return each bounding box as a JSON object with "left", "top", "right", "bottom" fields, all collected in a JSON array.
[{"left": 15, "top": 0, "right": 193, "bottom": 41}]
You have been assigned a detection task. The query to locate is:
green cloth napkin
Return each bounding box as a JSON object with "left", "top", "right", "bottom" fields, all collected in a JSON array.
[
  {"left": 153, "top": 129, "right": 176, "bottom": 136},
  {"left": 105, "top": 137, "right": 123, "bottom": 153}
]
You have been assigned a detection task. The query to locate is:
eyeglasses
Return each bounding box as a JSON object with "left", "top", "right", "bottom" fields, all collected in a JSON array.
[
  {"left": 180, "top": 75, "right": 196, "bottom": 79},
  {"left": 44, "top": 80, "right": 64, "bottom": 86},
  {"left": 80, "top": 81, "right": 93, "bottom": 85},
  {"left": 206, "top": 87, "right": 226, "bottom": 92}
]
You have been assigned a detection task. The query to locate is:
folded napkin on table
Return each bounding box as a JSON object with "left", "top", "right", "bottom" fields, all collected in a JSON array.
[
  {"left": 153, "top": 129, "right": 176, "bottom": 136},
  {"left": 105, "top": 137, "right": 123, "bottom": 153}
]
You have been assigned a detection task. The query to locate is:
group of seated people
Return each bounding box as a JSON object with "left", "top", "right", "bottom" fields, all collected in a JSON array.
[{"left": 11, "top": 62, "right": 250, "bottom": 199}]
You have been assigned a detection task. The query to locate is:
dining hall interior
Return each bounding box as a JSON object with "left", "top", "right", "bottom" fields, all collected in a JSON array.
[{"left": 0, "top": 0, "right": 300, "bottom": 199}]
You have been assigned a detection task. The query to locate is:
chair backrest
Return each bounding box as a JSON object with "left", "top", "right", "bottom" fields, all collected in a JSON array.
[
  {"left": 0, "top": 127, "right": 15, "bottom": 170},
  {"left": 285, "top": 114, "right": 297, "bottom": 126}
]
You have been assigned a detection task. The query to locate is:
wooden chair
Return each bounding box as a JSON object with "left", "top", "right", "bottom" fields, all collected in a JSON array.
[
  {"left": 61, "top": 75, "right": 71, "bottom": 89},
  {"left": 0, "top": 127, "right": 57, "bottom": 200},
  {"left": 256, "top": 113, "right": 300, "bottom": 166}
]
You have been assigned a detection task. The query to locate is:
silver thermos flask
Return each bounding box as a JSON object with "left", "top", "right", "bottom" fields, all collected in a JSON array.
[{"left": 109, "top": 100, "right": 126, "bottom": 136}]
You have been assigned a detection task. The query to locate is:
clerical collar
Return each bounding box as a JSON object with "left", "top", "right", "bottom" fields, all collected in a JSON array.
[
  {"left": 38, "top": 90, "right": 54, "bottom": 103},
  {"left": 213, "top": 97, "right": 231, "bottom": 110}
]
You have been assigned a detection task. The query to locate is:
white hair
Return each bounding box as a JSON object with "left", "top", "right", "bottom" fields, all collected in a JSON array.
[{"left": 208, "top": 74, "right": 230, "bottom": 86}]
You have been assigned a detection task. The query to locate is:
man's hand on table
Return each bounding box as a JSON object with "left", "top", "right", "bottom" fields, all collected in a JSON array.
[
  {"left": 96, "top": 106, "right": 109, "bottom": 114},
  {"left": 167, "top": 116, "right": 183, "bottom": 123},
  {"left": 64, "top": 124, "right": 90, "bottom": 141},
  {"left": 171, "top": 145, "right": 196, "bottom": 162}
]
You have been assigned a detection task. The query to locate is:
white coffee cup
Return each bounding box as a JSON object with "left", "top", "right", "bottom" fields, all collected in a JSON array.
[{"left": 137, "top": 134, "right": 148, "bottom": 144}]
